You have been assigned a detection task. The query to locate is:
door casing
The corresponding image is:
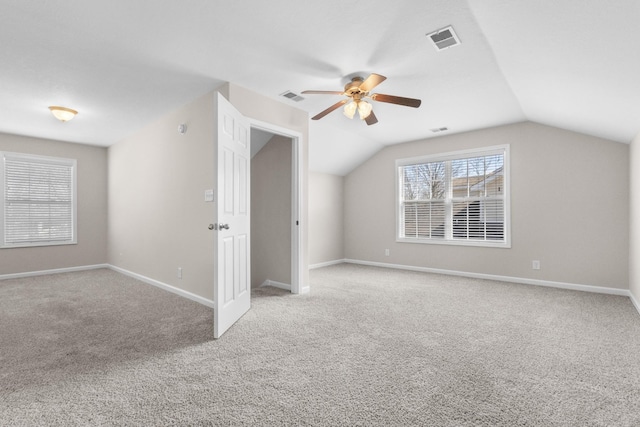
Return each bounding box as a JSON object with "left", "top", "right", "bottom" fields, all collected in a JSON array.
[{"left": 249, "top": 118, "right": 306, "bottom": 294}]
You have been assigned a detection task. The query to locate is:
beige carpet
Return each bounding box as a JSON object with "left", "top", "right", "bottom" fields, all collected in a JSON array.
[{"left": 1, "top": 264, "right": 639, "bottom": 426}]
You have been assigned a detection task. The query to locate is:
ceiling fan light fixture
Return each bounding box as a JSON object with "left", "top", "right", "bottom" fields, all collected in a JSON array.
[
  {"left": 304, "top": 73, "right": 421, "bottom": 126},
  {"left": 48, "top": 106, "right": 78, "bottom": 122},
  {"left": 343, "top": 101, "right": 357, "bottom": 119},
  {"left": 357, "top": 101, "right": 373, "bottom": 120}
]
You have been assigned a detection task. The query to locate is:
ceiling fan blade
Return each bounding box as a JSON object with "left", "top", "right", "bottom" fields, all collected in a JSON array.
[
  {"left": 364, "top": 110, "right": 378, "bottom": 126},
  {"left": 301, "top": 90, "right": 344, "bottom": 95},
  {"left": 359, "top": 73, "right": 387, "bottom": 92},
  {"left": 371, "top": 93, "right": 422, "bottom": 108},
  {"left": 311, "top": 99, "right": 348, "bottom": 120}
]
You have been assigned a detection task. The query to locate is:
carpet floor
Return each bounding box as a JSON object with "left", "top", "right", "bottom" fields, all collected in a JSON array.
[{"left": 1, "top": 264, "right": 639, "bottom": 426}]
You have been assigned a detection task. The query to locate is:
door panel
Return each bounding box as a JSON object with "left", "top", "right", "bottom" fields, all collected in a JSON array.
[
  {"left": 214, "top": 92, "right": 251, "bottom": 338},
  {"left": 223, "top": 148, "right": 234, "bottom": 215},
  {"left": 238, "top": 157, "right": 248, "bottom": 214},
  {"left": 222, "top": 236, "right": 234, "bottom": 305},
  {"left": 238, "top": 234, "right": 248, "bottom": 294}
]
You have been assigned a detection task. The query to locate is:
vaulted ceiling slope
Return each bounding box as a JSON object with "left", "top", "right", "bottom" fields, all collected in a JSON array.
[{"left": 1, "top": 1, "right": 639, "bottom": 176}]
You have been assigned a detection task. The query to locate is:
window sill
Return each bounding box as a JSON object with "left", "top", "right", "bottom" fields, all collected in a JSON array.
[
  {"left": 396, "top": 237, "right": 511, "bottom": 249},
  {"left": 1, "top": 241, "right": 78, "bottom": 249}
]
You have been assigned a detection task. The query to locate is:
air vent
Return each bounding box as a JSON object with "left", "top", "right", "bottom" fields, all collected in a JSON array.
[
  {"left": 431, "top": 127, "right": 449, "bottom": 133},
  {"left": 427, "top": 26, "right": 460, "bottom": 51},
  {"left": 280, "top": 90, "right": 304, "bottom": 102}
]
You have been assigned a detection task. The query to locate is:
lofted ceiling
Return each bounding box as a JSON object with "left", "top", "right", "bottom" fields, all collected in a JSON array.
[{"left": 1, "top": 0, "right": 639, "bottom": 176}]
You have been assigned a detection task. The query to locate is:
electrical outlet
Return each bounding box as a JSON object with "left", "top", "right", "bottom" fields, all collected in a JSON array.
[
  {"left": 385, "top": 249, "right": 390, "bottom": 256},
  {"left": 177, "top": 267, "right": 183, "bottom": 279},
  {"left": 532, "top": 260, "right": 540, "bottom": 270}
]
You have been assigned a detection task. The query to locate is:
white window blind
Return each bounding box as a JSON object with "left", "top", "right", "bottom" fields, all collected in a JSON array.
[
  {"left": 1, "top": 152, "right": 77, "bottom": 248},
  {"left": 397, "top": 145, "right": 510, "bottom": 248}
]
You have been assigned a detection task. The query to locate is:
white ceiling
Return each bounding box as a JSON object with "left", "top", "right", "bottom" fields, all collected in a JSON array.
[{"left": 1, "top": 0, "right": 639, "bottom": 176}]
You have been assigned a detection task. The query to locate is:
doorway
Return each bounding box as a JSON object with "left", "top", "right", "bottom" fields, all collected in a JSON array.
[{"left": 249, "top": 120, "right": 303, "bottom": 294}]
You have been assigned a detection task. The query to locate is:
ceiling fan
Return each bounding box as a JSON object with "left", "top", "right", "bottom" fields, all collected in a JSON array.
[{"left": 302, "top": 73, "right": 421, "bottom": 126}]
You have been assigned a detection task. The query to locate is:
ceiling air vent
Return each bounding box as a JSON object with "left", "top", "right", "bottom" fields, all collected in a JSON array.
[
  {"left": 427, "top": 26, "right": 460, "bottom": 51},
  {"left": 280, "top": 90, "right": 305, "bottom": 102},
  {"left": 431, "top": 127, "right": 449, "bottom": 133}
]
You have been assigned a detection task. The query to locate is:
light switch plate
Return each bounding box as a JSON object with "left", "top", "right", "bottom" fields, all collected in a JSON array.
[{"left": 204, "top": 189, "right": 214, "bottom": 202}]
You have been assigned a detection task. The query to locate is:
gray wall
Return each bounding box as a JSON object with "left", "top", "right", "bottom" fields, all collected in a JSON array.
[
  {"left": 251, "top": 135, "right": 291, "bottom": 288},
  {"left": 0, "top": 133, "right": 108, "bottom": 274},
  {"left": 108, "top": 91, "right": 216, "bottom": 300},
  {"left": 309, "top": 172, "right": 344, "bottom": 266},
  {"left": 629, "top": 131, "right": 640, "bottom": 302},
  {"left": 344, "top": 122, "right": 629, "bottom": 289}
]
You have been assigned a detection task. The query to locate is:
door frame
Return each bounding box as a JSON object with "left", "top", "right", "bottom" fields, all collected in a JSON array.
[{"left": 249, "top": 118, "right": 306, "bottom": 294}]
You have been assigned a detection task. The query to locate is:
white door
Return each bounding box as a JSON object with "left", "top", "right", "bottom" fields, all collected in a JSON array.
[{"left": 214, "top": 92, "right": 251, "bottom": 339}]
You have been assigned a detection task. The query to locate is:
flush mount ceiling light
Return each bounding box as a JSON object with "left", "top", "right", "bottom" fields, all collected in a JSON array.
[{"left": 48, "top": 106, "right": 78, "bottom": 122}]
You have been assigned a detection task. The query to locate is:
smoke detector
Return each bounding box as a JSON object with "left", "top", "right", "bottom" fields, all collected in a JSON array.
[{"left": 427, "top": 26, "right": 461, "bottom": 51}]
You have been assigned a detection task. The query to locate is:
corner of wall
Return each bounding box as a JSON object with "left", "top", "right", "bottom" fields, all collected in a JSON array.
[{"left": 217, "top": 83, "right": 230, "bottom": 101}]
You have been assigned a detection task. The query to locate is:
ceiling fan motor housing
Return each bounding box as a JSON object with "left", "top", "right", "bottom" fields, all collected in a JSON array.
[{"left": 345, "top": 77, "right": 367, "bottom": 99}]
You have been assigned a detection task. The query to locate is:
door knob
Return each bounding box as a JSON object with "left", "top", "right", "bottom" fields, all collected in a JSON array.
[{"left": 209, "top": 223, "right": 230, "bottom": 230}]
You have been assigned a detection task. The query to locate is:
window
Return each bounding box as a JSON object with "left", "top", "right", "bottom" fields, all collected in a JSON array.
[
  {"left": 396, "top": 145, "right": 510, "bottom": 247},
  {"left": 1, "top": 152, "right": 77, "bottom": 248}
]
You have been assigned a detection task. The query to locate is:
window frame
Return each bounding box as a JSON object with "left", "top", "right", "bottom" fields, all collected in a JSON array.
[
  {"left": 0, "top": 151, "right": 77, "bottom": 249},
  {"left": 395, "top": 144, "right": 511, "bottom": 248}
]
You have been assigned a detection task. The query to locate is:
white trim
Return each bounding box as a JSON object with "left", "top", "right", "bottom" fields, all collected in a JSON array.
[
  {"left": 630, "top": 291, "right": 640, "bottom": 316},
  {"left": 395, "top": 144, "right": 511, "bottom": 249},
  {"left": 249, "top": 118, "right": 306, "bottom": 295},
  {"left": 4, "top": 261, "right": 634, "bottom": 315},
  {"left": 342, "top": 259, "right": 631, "bottom": 297},
  {"left": 259, "top": 279, "right": 292, "bottom": 291},
  {"left": 291, "top": 129, "right": 303, "bottom": 294},
  {"left": 259, "top": 279, "right": 270, "bottom": 288},
  {"left": 1, "top": 151, "right": 78, "bottom": 248},
  {"left": 108, "top": 265, "right": 214, "bottom": 308},
  {"left": 0, "top": 264, "right": 109, "bottom": 280},
  {"left": 1, "top": 263, "right": 215, "bottom": 308},
  {"left": 309, "top": 259, "right": 345, "bottom": 270},
  {"left": 396, "top": 144, "right": 508, "bottom": 166}
]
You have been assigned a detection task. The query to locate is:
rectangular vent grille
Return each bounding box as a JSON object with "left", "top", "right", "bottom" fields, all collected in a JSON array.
[
  {"left": 427, "top": 26, "right": 460, "bottom": 51},
  {"left": 431, "top": 127, "right": 449, "bottom": 133},
  {"left": 280, "top": 91, "right": 305, "bottom": 102}
]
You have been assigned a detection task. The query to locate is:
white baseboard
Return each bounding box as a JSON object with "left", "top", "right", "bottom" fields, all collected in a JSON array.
[
  {"left": 298, "top": 285, "right": 311, "bottom": 294},
  {"left": 342, "top": 259, "right": 632, "bottom": 297},
  {"left": 0, "top": 263, "right": 214, "bottom": 308},
  {"left": 108, "top": 265, "right": 214, "bottom": 308},
  {"left": 630, "top": 291, "right": 640, "bottom": 316},
  {"left": 6, "top": 261, "right": 635, "bottom": 315},
  {"left": 0, "top": 264, "right": 109, "bottom": 281},
  {"left": 260, "top": 279, "right": 292, "bottom": 291},
  {"left": 309, "top": 259, "right": 345, "bottom": 270}
]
